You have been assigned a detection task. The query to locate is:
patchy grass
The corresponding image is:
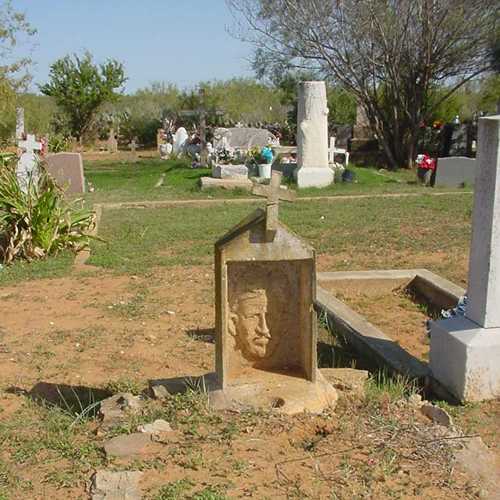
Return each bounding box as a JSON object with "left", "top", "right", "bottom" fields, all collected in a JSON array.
[
  {"left": 83, "top": 157, "right": 461, "bottom": 205},
  {"left": 89, "top": 193, "right": 472, "bottom": 283},
  {"left": 0, "top": 251, "right": 74, "bottom": 286}
]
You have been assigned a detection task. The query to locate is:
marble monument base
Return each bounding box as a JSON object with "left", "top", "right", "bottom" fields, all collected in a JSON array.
[
  {"left": 294, "top": 166, "right": 334, "bottom": 189},
  {"left": 207, "top": 370, "right": 338, "bottom": 415},
  {"left": 430, "top": 316, "right": 500, "bottom": 402}
]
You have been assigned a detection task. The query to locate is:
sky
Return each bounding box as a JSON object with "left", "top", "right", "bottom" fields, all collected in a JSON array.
[{"left": 11, "top": 0, "right": 255, "bottom": 93}]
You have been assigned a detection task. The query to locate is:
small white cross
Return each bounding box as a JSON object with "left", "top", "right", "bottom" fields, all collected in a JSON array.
[{"left": 19, "top": 134, "right": 42, "bottom": 155}]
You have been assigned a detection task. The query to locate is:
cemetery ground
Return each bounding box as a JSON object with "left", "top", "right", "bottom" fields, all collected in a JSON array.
[{"left": 0, "top": 158, "right": 498, "bottom": 499}]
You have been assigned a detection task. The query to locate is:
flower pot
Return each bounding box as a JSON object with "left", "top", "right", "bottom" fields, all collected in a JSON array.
[{"left": 258, "top": 163, "right": 272, "bottom": 179}]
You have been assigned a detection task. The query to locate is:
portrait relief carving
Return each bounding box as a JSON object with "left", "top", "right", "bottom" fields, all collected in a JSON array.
[{"left": 228, "top": 288, "right": 274, "bottom": 361}]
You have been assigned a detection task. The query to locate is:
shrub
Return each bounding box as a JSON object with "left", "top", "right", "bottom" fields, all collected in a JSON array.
[{"left": 0, "top": 158, "right": 95, "bottom": 264}]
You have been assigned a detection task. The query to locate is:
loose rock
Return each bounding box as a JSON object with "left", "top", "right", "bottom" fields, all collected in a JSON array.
[
  {"left": 420, "top": 403, "right": 454, "bottom": 428},
  {"left": 137, "top": 419, "right": 172, "bottom": 435},
  {"left": 99, "top": 393, "right": 143, "bottom": 428},
  {"left": 90, "top": 470, "right": 143, "bottom": 500},
  {"left": 104, "top": 433, "right": 152, "bottom": 459}
]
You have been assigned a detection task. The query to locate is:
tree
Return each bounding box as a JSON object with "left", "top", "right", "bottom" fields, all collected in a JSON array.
[
  {"left": 0, "top": 0, "right": 36, "bottom": 143},
  {"left": 40, "top": 52, "right": 127, "bottom": 141},
  {"left": 228, "top": 0, "right": 498, "bottom": 168}
]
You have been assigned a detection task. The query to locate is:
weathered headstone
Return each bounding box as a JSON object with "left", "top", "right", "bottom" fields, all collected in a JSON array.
[
  {"left": 45, "top": 152, "right": 85, "bottom": 193},
  {"left": 294, "top": 81, "right": 333, "bottom": 188},
  {"left": 434, "top": 156, "right": 476, "bottom": 188},
  {"left": 209, "top": 172, "right": 338, "bottom": 413},
  {"left": 107, "top": 128, "right": 118, "bottom": 153},
  {"left": 213, "top": 127, "right": 277, "bottom": 151},
  {"left": 17, "top": 134, "right": 42, "bottom": 192},
  {"left": 430, "top": 115, "right": 500, "bottom": 402},
  {"left": 212, "top": 164, "right": 248, "bottom": 179},
  {"left": 15, "top": 107, "right": 25, "bottom": 140}
]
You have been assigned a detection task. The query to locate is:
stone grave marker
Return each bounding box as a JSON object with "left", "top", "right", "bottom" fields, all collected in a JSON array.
[
  {"left": 15, "top": 107, "right": 25, "bottom": 140},
  {"left": 17, "top": 134, "right": 42, "bottom": 192},
  {"left": 107, "top": 128, "right": 118, "bottom": 153},
  {"left": 213, "top": 127, "right": 277, "bottom": 151},
  {"left": 209, "top": 171, "right": 338, "bottom": 413},
  {"left": 45, "top": 152, "right": 85, "bottom": 194},
  {"left": 294, "top": 81, "right": 334, "bottom": 188},
  {"left": 434, "top": 156, "right": 476, "bottom": 188},
  {"left": 430, "top": 115, "right": 500, "bottom": 401}
]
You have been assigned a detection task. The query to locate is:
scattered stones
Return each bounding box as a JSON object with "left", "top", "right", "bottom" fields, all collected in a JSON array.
[
  {"left": 150, "top": 384, "right": 170, "bottom": 401},
  {"left": 103, "top": 433, "right": 152, "bottom": 459},
  {"left": 137, "top": 419, "right": 172, "bottom": 435},
  {"left": 99, "top": 393, "right": 143, "bottom": 428},
  {"left": 420, "top": 403, "right": 454, "bottom": 428},
  {"left": 408, "top": 393, "right": 424, "bottom": 408},
  {"left": 320, "top": 368, "right": 369, "bottom": 397},
  {"left": 454, "top": 437, "right": 500, "bottom": 500},
  {"left": 90, "top": 470, "right": 143, "bottom": 500}
]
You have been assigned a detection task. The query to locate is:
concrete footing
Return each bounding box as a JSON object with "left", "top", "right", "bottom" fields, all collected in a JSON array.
[
  {"left": 430, "top": 316, "right": 500, "bottom": 402},
  {"left": 294, "top": 166, "right": 334, "bottom": 188}
]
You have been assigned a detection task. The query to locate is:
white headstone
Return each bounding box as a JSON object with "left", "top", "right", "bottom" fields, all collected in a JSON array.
[
  {"left": 173, "top": 127, "right": 188, "bottom": 154},
  {"left": 430, "top": 115, "right": 500, "bottom": 402},
  {"left": 295, "top": 81, "right": 333, "bottom": 188},
  {"left": 17, "top": 134, "right": 42, "bottom": 192}
]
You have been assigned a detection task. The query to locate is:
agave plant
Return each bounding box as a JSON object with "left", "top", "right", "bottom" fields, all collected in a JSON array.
[{"left": 0, "top": 157, "right": 96, "bottom": 264}]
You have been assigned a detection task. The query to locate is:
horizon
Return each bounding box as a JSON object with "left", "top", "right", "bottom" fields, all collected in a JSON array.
[{"left": 11, "top": 0, "right": 255, "bottom": 94}]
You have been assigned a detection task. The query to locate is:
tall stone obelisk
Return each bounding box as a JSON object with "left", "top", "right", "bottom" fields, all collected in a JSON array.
[
  {"left": 295, "top": 81, "right": 333, "bottom": 188},
  {"left": 430, "top": 115, "right": 500, "bottom": 402}
]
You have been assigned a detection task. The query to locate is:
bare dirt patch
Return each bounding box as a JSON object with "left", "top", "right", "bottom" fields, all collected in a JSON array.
[{"left": 0, "top": 265, "right": 496, "bottom": 499}]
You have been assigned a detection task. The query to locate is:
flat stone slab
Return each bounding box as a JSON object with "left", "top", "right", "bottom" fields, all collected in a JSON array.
[
  {"left": 103, "top": 433, "right": 153, "bottom": 458},
  {"left": 208, "top": 370, "right": 338, "bottom": 415},
  {"left": 200, "top": 176, "right": 252, "bottom": 191},
  {"left": 98, "top": 393, "right": 143, "bottom": 429},
  {"left": 90, "top": 470, "right": 143, "bottom": 500},
  {"left": 137, "top": 419, "right": 172, "bottom": 435},
  {"left": 212, "top": 164, "right": 248, "bottom": 179}
]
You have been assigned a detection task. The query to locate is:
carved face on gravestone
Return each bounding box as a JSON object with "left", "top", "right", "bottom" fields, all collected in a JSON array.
[{"left": 229, "top": 289, "right": 274, "bottom": 360}]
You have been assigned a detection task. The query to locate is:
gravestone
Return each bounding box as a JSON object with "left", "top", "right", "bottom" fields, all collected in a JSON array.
[
  {"left": 107, "top": 128, "right": 118, "bottom": 154},
  {"left": 209, "top": 172, "right": 338, "bottom": 413},
  {"left": 17, "top": 134, "right": 42, "bottom": 192},
  {"left": 213, "top": 127, "right": 277, "bottom": 151},
  {"left": 434, "top": 157, "right": 476, "bottom": 188},
  {"left": 45, "top": 153, "right": 85, "bottom": 194},
  {"left": 430, "top": 115, "right": 500, "bottom": 402},
  {"left": 15, "top": 107, "right": 25, "bottom": 140},
  {"left": 294, "top": 81, "right": 333, "bottom": 188},
  {"left": 173, "top": 127, "right": 188, "bottom": 154},
  {"left": 212, "top": 164, "right": 248, "bottom": 179}
]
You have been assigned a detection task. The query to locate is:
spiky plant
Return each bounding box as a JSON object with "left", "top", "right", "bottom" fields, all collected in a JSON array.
[{"left": 0, "top": 157, "right": 95, "bottom": 264}]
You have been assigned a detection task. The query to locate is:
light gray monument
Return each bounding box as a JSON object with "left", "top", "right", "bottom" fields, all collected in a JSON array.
[
  {"left": 17, "top": 134, "right": 42, "bottom": 192},
  {"left": 430, "top": 115, "right": 500, "bottom": 402},
  {"left": 15, "top": 107, "right": 25, "bottom": 140},
  {"left": 434, "top": 156, "right": 477, "bottom": 188},
  {"left": 295, "top": 81, "right": 333, "bottom": 188}
]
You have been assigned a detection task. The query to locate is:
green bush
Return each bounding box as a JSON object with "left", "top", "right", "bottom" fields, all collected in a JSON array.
[{"left": 0, "top": 159, "right": 95, "bottom": 264}]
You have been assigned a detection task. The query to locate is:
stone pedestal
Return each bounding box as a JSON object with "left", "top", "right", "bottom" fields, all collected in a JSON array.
[
  {"left": 430, "top": 115, "right": 500, "bottom": 401},
  {"left": 294, "top": 81, "right": 333, "bottom": 188},
  {"left": 430, "top": 317, "right": 500, "bottom": 401}
]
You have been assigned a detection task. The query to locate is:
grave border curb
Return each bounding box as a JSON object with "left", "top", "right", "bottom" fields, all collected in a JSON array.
[{"left": 314, "top": 269, "right": 465, "bottom": 402}]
